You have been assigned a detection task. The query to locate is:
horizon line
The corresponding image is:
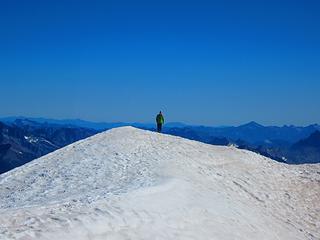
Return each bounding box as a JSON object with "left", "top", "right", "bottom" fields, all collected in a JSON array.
[{"left": 0, "top": 115, "right": 319, "bottom": 128}]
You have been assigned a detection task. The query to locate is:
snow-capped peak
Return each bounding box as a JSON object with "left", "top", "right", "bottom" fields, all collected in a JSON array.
[{"left": 0, "top": 126, "right": 319, "bottom": 240}]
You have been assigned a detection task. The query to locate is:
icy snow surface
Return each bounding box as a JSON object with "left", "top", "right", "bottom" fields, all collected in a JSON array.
[{"left": 0, "top": 127, "right": 319, "bottom": 240}]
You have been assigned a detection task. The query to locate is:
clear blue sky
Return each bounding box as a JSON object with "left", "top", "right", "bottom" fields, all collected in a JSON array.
[{"left": 1, "top": 0, "right": 319, "bottom": 126}]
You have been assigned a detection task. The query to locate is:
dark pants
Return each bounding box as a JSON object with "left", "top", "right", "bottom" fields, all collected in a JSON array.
[{"left": 157, "top": 123, "right": 162, "bottom": 132}]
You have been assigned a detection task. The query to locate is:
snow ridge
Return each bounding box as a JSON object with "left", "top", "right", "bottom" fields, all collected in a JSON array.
[{"left": 0, "top": 126, "right": 319, "bottom": 240}]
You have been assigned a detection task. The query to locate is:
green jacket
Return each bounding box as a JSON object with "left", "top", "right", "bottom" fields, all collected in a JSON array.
[{"left": 156, "top": 114, "right": 164, "bottom": 124}]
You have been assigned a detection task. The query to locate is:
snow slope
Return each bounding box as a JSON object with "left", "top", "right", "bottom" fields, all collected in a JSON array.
[{"left": 0, "top": 126, "right": 319, "bottom": 240}]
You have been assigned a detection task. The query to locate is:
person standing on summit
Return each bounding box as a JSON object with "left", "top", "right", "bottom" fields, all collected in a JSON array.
[{"left": 156, "top": 111, "right": 164, "bottom": 133}]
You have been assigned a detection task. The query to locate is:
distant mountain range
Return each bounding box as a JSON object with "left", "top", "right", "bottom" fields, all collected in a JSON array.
[
  {"left": 163, "top": 122, "right": 320, "bottom": 164},
  {"left": 0, "top": 116, "right": 188, "bottom": 130},
  {"left": 0, "top": 117, "right": 319, "bottom": 174},
  {"left": 0, "top": 119, "right": 97, "bottom": 174},
  {"left": 288, "top": 131, "right": 320, "bottom": 164},
  {"left": 165, "top": 121, "right": 320, "bottom": 145}
]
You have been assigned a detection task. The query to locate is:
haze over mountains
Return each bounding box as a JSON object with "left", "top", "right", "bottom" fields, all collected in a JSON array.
[
  {"left": 0, "top": 116, "right": 191, "bottom": 130},
  {"left": 0, "top": 117, "right": 319, "bottom": 174}
]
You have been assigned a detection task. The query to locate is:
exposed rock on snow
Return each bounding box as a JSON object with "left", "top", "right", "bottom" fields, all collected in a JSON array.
[{"left": 0, "top": 127, "right": 319, "bottom": 240}]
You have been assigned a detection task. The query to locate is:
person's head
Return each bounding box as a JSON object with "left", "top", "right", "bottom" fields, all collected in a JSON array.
[{"left": 159, "top": 111, "right": 162, "bottom": 114}]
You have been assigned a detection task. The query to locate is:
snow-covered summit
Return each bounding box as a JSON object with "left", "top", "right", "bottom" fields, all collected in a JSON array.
[{"left": 0, "top": 126, "right": 319, "bottom": 240}]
